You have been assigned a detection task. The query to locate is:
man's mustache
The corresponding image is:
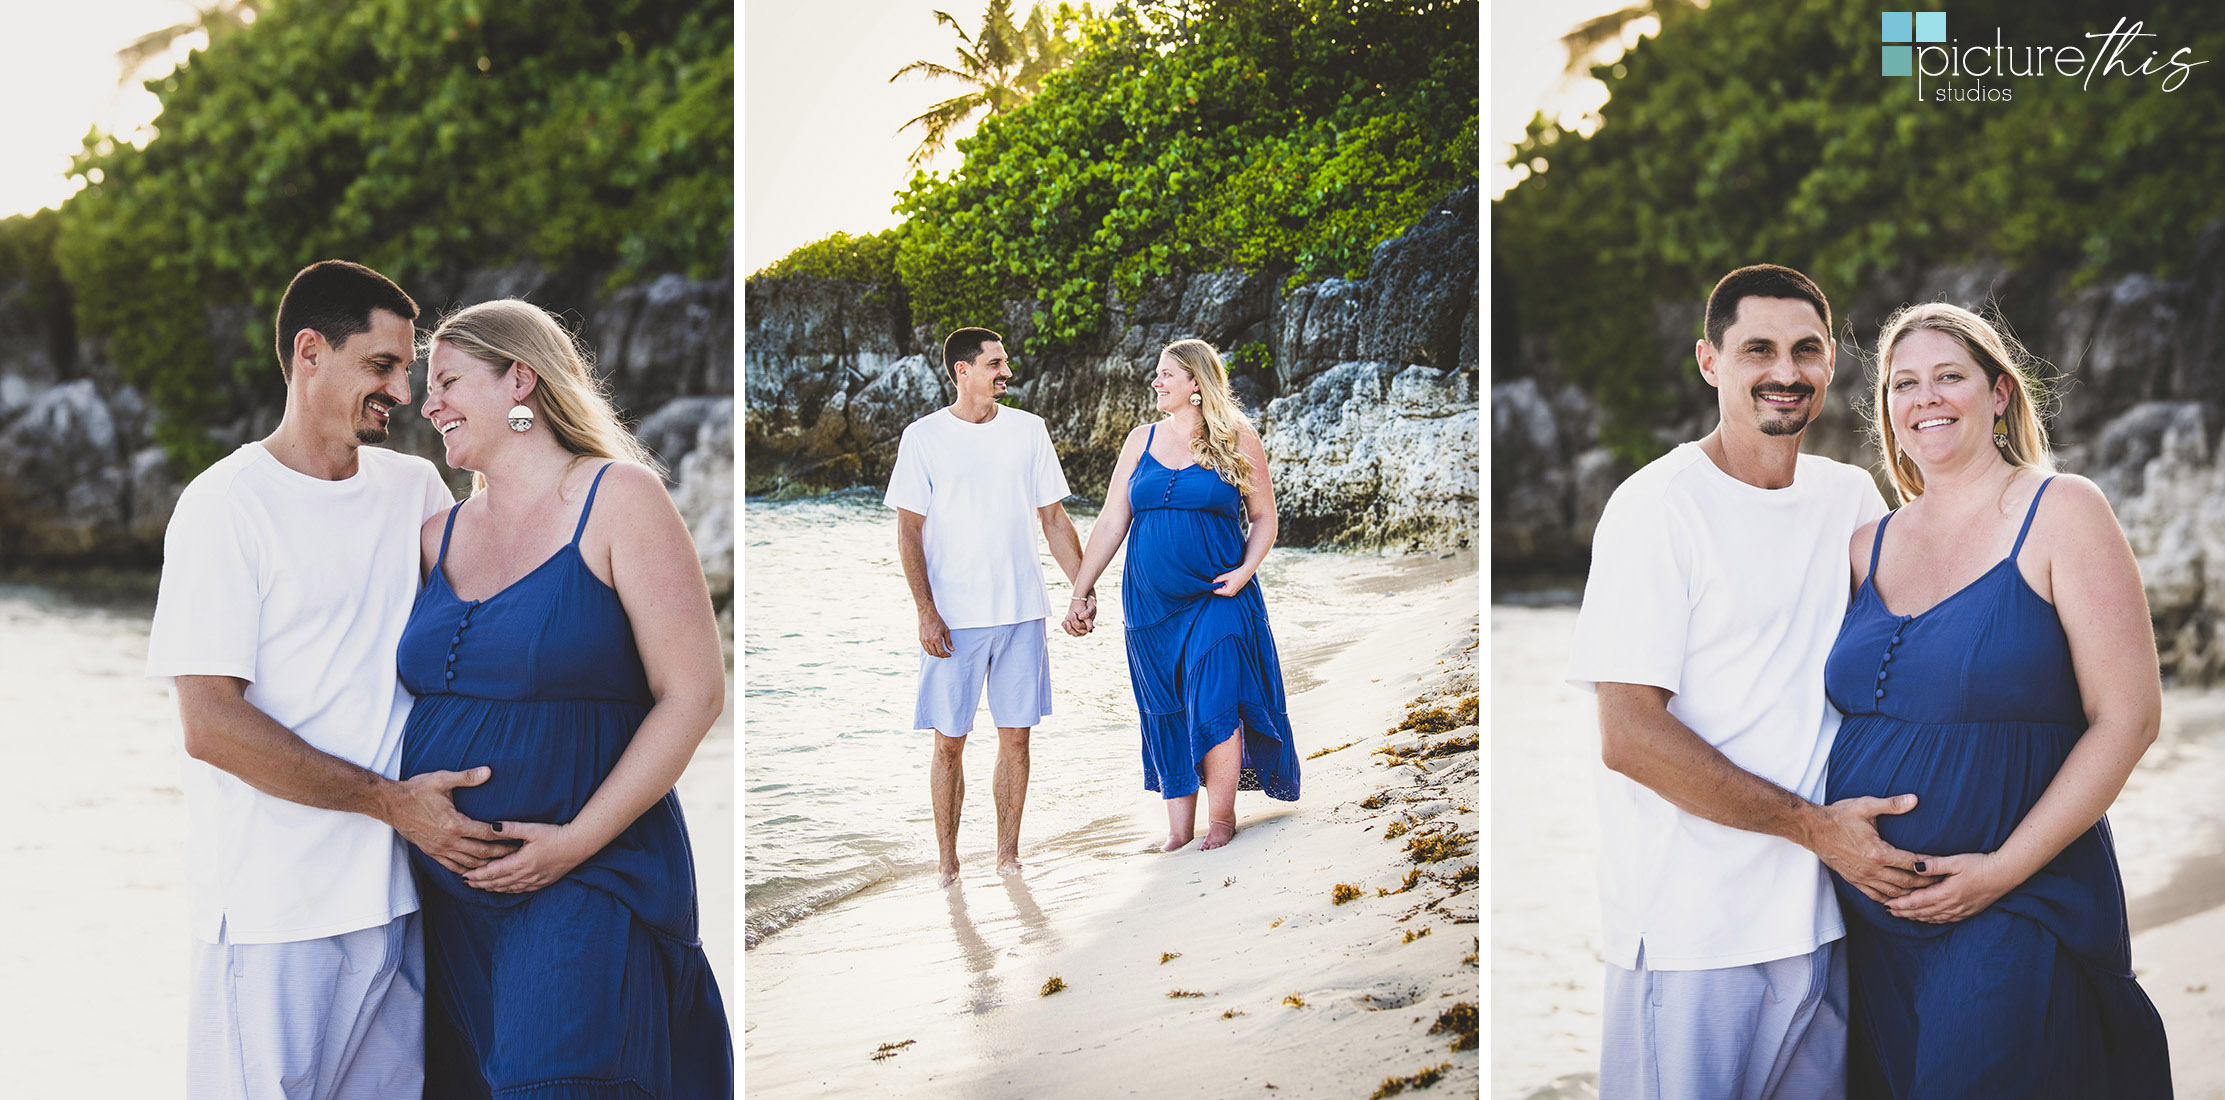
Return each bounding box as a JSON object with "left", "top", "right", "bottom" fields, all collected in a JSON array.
[{"left": 1751, "top": 383, "right": 1815, "bottom": 397}]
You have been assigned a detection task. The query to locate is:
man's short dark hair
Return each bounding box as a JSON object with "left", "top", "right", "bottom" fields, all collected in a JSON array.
[
  {"left": 274, "top": 260, "right": 419, "bottom": 381},
  {"left": 942, "top": 327, "right": 1003, "bottom": 377},
  {"left": 1704, "top": 265, "right": 1831, "bottom": 349}
]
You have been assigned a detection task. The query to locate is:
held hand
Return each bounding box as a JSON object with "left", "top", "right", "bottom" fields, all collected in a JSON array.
[
  {"left": 1885, "top": 852, "right": 2017, "bottom": 924},
  {"left": 1062, "top": 594, "right": 1097, "bottom": 637},
  {"left": 1806, "top": 794, "right": 1939, "bottom": 903},
  {"left": 387, "top": 767, "right": 510, "bottom": 875},
  {"left": 919, "top": 607, "right": 953, "bottom": 658},
  {"left": 1210, "top": 568, "right": 1253, "bottom": 597},
  {"left": 462, "top": 821, "right": 590, "bottom": 894}
]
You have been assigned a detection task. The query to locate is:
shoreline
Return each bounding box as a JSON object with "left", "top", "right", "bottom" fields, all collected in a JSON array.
[{"left": 743, "top": 551, "right": 1480, "bottom": 1098}]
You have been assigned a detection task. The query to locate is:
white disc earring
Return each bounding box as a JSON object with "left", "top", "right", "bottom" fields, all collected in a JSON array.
[
  {"left": 1188, "top": 392, "right": 1202, "bottom": 406},
  {"left": 508, "top": 404, "right": 534, "bottom": 432}
]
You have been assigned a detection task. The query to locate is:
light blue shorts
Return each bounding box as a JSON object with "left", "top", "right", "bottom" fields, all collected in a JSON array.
[
  {"left": 915, "top": 618, "right": 1052, "bottom": 736},
  {"left": 1600, "top": 939, "right": 1847, "bottom": 1100},
  {"left": 188, "top": 911, "right": 424, "bottom": 1100}
]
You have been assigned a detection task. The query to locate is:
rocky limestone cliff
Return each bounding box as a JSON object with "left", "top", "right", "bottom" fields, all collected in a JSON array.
[
  {"left": 0, "top": 265, "right": 735, "bottom": 614},
  {"left": 1493, "top": 223, "right": 2225, "bottom": 680},
  {"left": 743, "top": 185, "right": 1481, "bottom": 552}
]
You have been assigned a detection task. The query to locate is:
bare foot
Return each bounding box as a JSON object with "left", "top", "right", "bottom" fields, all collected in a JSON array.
[
  {"left": 1199, "top": 819, "right": 1237, "bottom": 851},
  {"left": 1163, "top": 832, "right": 1193, "bottom": 852},
  {"left": 997, "top": 856, "right": 1023, "bottom": 876},
  {"left": 938, "top": 864, "right": 959, "bottom": 887}
]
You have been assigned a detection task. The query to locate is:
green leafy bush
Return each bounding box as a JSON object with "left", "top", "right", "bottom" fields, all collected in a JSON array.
[
  {"left": 887, "top": 0, "right": 1477, "bottom": 346},
  {"left": 52, "top": 0, "right": 731, "bottom": 471},
  {"left": 1495, "top": 0, "right": 2225, "bottom": 467}
]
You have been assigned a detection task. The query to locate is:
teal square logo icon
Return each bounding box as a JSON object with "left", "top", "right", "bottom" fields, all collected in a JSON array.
[
  {"left": 1883, "top": 44, "right": 1913, "bottom": 75},
  {"left": 1915, "top": 11, "right": 1946, "bottom": 42},
  {"left": 1882, "top": 12, "right": 1912, "bottom": 42}
]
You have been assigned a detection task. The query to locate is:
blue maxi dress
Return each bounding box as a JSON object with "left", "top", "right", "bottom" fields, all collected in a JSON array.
[
  {"left": 1123, "top": 424, "right": 1300, "bottom": 801},
  {"left": 398, "top": 464, "right": 732, "bottom": 1099},
  {"left": 1823, "top": 477, "right": 2169, "bottom": 1098}
]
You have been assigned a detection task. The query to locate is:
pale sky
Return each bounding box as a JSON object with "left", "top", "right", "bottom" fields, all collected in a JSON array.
[
  {"left": 0, "top": 0, "right": 203, "bottom": 218},
  {"left": 1492, "top": 0, "right": 1654, "bottom": 198},
  {"left": 743, "top": 0, "right": 975, "bottom": 272}
]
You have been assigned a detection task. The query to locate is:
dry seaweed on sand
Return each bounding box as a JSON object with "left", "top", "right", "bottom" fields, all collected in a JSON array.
[
  {"left": 1283, "top": 992, "right": 1308, "bottom": 1008},
  {"left": 1160, "top": 951, "right": 1183, "bottom": 964},
  {"left": 1429, "top": 1002, "right": 1478, "bottom": 1052},
  {"left": 1306, "top": 739, "right": 1360, "bottom": 759},
  {"left": 870, "top": 1040, "right": 916, "bottom": 1062},
  {"left": 1332, "top": 883, "right": 1363, "bottom": 904},
  {"left": 1402, "top": 926, "right": 1432, "bottom": 944},
  {"left": 1369, "top": 1063, "right": 1453, "bottom": 1098},
  {"left": 1166, "top": 989, "right": 1206, "bottom": 998},
  {"left": 1404, "top": 833, "right": 1469, "bottom": 864},
  {"left": 1040, "top": 976, "right": 1066, "bottom": 996}
]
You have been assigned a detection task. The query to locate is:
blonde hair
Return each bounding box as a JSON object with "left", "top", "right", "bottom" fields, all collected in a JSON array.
[
  {"left": 425, "top": 299, "right": 660, "bottom": 493},
  {"left": 1161, "top": 339, "right": 1255, "bottom": 492},
  {"left": 1871, "top": 301, "right": 2053, "bottom": 503}
]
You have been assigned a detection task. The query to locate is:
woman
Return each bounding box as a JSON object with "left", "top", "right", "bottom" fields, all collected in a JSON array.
[
  {"left": 1068, "top": 338, "right": 1300, "bottom": 851},
  {"left": 1823, "top": 302, "right": 2169, "bottom": 1096},
  {"left": 397, "top": 299, "right": 731, "bottom": 1097}
]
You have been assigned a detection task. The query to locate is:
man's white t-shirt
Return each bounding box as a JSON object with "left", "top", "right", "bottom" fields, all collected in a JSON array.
[
  {"left": 146, "top": 442, "right": 454, "bottom": 945},
  {"left": 1567, "top": 442, "right": 1888, "bottom": 972},
  {"left": 884, "top": 406, "right": 1071, "bottom": 629}
]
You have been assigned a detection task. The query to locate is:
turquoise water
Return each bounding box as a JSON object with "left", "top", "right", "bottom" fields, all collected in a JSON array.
[{"left": 740, "top": 491, "right": 1380, "bottom": 947}]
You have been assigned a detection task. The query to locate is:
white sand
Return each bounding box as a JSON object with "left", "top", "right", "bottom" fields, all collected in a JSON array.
[
  {"left": 1490, "top": 603, "right": 2225, "bottom": 1100},
  {"left": 0, "top": 590, "right": 733, "bottom": 1097},
  {"left": 743, "top": 554, "right": 1481, "bottom": 1099}
]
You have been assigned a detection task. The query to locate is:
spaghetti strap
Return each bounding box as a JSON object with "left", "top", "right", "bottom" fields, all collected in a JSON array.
[
  {"left": 1868, "top": 511, "right": 1895, "bottom": 576},
  {"left": 1145, "top": 422, "right": 1157, "bottom": 450},
  {"left": 2009, "top": 475, "right": 2058, "bottom": 559},
  {"left": 572, "top": 463, "right": 616, "bottom": 544},
  {"left": 435, "top": 504, "right": 463, "bottom": 569}
]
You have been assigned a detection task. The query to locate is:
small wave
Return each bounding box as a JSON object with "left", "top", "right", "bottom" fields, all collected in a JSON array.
[{"left": 744, "top": 856, "right": 912, "bottom": 949}]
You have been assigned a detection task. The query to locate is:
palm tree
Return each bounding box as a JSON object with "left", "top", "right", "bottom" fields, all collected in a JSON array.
[
  {"left": 115, "top": 0, "right": 264, "bottom": 86},
  {"left": 890, "top": 1, "right": 1092, "bottom": 169}
]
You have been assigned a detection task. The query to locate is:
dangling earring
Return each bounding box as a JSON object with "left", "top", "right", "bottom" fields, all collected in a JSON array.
[
  {"left": 1992, "top": 414, "right": 2009, "bottom": 451},
  {"left": 509, "top": 404, "right": 535, "bottom": 432},
  {"left": 1188, "top": 392, "right": 1202, "bottom": 407}
]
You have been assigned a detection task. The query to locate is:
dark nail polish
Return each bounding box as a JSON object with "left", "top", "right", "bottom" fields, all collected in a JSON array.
[
  {"left": 1914, "top": 861, "right": 1926, "bottom": 873},
  {"left": 493, "top": 822, "right": 504, "bottom": 833}
]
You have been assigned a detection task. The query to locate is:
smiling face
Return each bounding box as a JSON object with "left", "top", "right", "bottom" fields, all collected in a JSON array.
[
  {"left": 1885, "top": 328, "right": 2010, "bottom": 470},
  {"left": 1697, "top": 296, "right": 1834, "bottom": 443},
  {"left": 952, "top": 340, "right": 1011, "bottom": 404},
  {"left": 420, "top": 340, "right": 517, "bottom": 471},
  {"left": 1149, "top": 354, "right": 1200, "bottom": 413},
  {"left": 297, "top": 308, "right": 416, "bottom": 447}
]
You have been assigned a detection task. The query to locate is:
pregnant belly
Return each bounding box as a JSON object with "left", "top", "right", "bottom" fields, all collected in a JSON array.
[
  {"left": 1826, "top": 716, "right": 2076, "bottom": 859},
  {"left": 401, "top": 695, "right": 640, "bottom": 826}
]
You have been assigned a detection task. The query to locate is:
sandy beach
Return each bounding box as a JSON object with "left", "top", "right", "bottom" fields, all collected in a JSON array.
[
  {"left": 1491, "top": 602, "right": 2225, "bottom": 1100},
  {"left": 0, "top": 583, "right": 734, "bottom": 1097},
  {"left": 743, "top": 552, "right": 1480, "bottom": 1099}
]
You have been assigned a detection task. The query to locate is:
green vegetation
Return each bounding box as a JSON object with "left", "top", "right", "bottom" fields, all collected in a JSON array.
[
  {"left": 36, "top": 0, "right": 730, "bottom": 471},
  {"left": 759, "top": 0, "right": 1476, "bottom": 354},
  {"left": 891, "top": 1, "right": 1094, "bottom": 167},
  {"left": 1496, "top": 0, "right": 2225, "bottom": 466}
]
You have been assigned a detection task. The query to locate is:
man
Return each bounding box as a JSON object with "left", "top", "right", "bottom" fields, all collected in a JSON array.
[
  {"left": 887, "top": 327, "right": 1087, "bottom": 886},
  {"left": 1567, "top": 265, "right": 1931, "bottom": 1099},
  {"left": 146, "top": 260, "right": 510, "bottom": 1097}
]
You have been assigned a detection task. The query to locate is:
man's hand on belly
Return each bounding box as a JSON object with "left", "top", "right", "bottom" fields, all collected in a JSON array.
[{"left": 380, "top": 766, "right": 511, "bottom": 874}]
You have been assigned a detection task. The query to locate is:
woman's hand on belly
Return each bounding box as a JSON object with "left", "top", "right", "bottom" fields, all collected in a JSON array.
[
  {"left": 1884, "top": 851, "right": 2018, "bottom": 924},
  {"left": 461, "top": 820, "right": 588, "bottom": 894}
]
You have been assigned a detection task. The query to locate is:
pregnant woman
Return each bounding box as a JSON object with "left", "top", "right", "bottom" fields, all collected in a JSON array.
[
  {"left": 1068, "top": 338, "right": 1300, "bottom": 851},
  {"left": 399, "top": 300, "right": 731, "bottom": 1097},
  {"left": 1823, "top": 302, "right": 2169, "bottom": 1097}
]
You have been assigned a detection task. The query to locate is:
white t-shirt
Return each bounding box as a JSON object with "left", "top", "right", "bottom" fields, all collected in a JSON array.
[
  {"left": 884, "top": 406, "right": 1071, "bottom": 629},
  {"left": 147, "top": 442, "right": 454, "bottom": 945},
  {"left": 1567, "top": 442, "right": 1887, "bottom": 971}
]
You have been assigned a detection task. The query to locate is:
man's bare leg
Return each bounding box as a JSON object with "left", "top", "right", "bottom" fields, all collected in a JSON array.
[
  {"left": 932, "top": 732, "right": 967, "bottom": 886},
  {"left": 1199, "top": 727, "right": 1243, "bottom": 850},
  {"left": 994, "top": 726, "right": 1030, "bottom": 875}
]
